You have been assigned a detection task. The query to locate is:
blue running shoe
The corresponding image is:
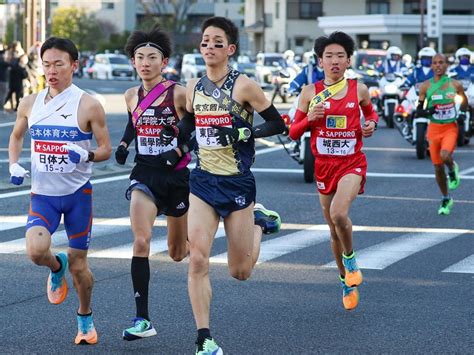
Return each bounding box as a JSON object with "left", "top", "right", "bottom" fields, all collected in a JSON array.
[
  {"left": 123, "top": 317, "right": 157, "bottom": 341},
  {"left": 47, "top": 252, "right": 68, "bottom": 304},
  {"left": 195, "top": 337, "right": 223, "bottom": 355},
  {"left": 75, "top": 313, "right": 98, "bottom": 344},
  {"left": 342, "top": 251, "right": 363, "bottom": 287},
  {"left": 254, "top": 203, "right": 281, "bottom": 234},
  {"left": 340, "top": 276, "right": 359, "bottom": 310}
]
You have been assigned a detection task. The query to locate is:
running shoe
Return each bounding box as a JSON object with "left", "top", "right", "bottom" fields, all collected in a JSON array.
[
  {"left": 342, "top": 252, "right": 363, "bottom": 287},
  {"left": 254, "top": 203, "right": 281, "bottom": 234},
  {"left": 47, "top": 252, "right": 68, "bottom": 305},
  {"left": 122, "top": 317, "right": 157, "bottom": 341},
  {"left": 195, "top": 337, "right": 223, "bottom": 355},
  {"left": 340, "top": 276, "right": 359, "bottom": 310},
  {"left": 75, "top": 313, "right": 98, "bottom": 345},
  {"left": 438, "top": 198, "right": 454, "bottom": 215},
  {"left": 448, "top": 162, "right": 460, "bottom": 190}
]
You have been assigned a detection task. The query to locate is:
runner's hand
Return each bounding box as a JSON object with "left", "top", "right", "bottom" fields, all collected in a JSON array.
[
  {"left": 64, "top": 142, "right": 89, "bottom": 163},
  {"left": 9, "top": 163, "right": 29, "bottom": 185},
  {"left": 308, "top": 102, "right": 324, "bottom": 122},
  {"left": 115, "top": 145, "right": 129, "bottom": 165},
  {"left": 160, "top": 124, "right": 179, "bottom": 145},
  {"left": 211, "top": 125, "right": 250, "bottom": 146},
  {"left": 159, "top": 149, "right": 180, "bottom": 170}
]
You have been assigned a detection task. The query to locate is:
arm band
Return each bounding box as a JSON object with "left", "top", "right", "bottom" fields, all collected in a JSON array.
[
  {"left": 288, "top": 109, "right": 310, "bottom": 140},
  {"left": 120, "top": 111, "right": 135, "bottom": 146},
  {"left": 177, "top": 110, "right": 196, "bottom": 144},
  {"left": 361, "top": 102, "right": 379, "bottom": 123},
  {"left": 253, "top": 105, "right": 286, "bottom": 138}
]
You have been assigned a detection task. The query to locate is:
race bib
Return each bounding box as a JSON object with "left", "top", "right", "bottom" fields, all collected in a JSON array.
[
  {"left": 32, "top": 140, "right": 76, "bottom": 173},
  {"left": 136, "top": 124, "right": 176, "bottom": 155},
  {"left": 195, "top": 114, "right": 233, "bottom": 147},
  {"left": 316, "top": 137, "right": 356, "bottom": 156},
  {"left": 433, "top": 103, "right": 456, "bottom": 121}
]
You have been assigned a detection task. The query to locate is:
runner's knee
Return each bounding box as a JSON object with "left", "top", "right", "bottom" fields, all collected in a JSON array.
[
  {"left": 330, "top": 209, "right": 349, "bottom": 227},
  {"left": 188, "top": 249, "right": 209, "bottom": 274},
  {"left": 439, "top": 150, "right": 451, "bottom": 163},
  {"left": 133, "top": 233, "right": 152, "bottom": 255},
  {"left": 168, "top": 240, "right": 187, "bottom": 262},
  {"left": 229, "top": 265, "right": 252, "bottom": 281}
]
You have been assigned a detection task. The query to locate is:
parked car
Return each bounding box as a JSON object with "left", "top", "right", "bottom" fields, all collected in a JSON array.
[
  {"left": 91, "top": 53, "right": 134, "bottom": 80},
  {"left": 180, "top": 53, "right": 206, "bottom": 83},
  {"left": 230, "top": 57, "right": 257, "bottom": 80},
  {"left": 163, "top": 56, "right": 182, "bottom": 82},
  {"left": 254, "top": 52, "right": 286, "bottom": 88}
]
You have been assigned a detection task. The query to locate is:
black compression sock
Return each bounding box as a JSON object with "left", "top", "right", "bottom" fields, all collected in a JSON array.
[
  {"left": 197, "top": 328, "right": 211, "bottom": 343},
  {"left": 131, "top": 256, "right": 150, "bottom": 320}
]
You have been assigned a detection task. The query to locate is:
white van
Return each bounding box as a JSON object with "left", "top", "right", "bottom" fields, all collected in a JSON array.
[
  {"left": 180, "top": 54, "right": 206, "bottom": 83},
  {"left": 91, "top": 53, "right": 134, "bottom": 80}
]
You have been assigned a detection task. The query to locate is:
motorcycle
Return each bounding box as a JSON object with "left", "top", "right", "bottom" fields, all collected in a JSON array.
[
  {"left": 377, "top": 72, "right": 405, "bottom": 128},
  {"left": 393, "top": 84, "right": 430, "bottom": 159},
  {"left": 450, "top": 74, "right": 474, "bottom": 146},
  {"left": 279, "top": 95, "right": 315, "bottom": 183},
  {"left": 271, "top": 66, "right": 297, "bottom": 104}
]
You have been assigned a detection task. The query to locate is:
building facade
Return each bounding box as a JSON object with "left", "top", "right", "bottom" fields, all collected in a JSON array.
[{"left": 245, "top": 0, "right": 474, "bottom": 56}]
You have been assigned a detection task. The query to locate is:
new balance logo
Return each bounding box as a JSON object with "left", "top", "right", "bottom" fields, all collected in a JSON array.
[
  {"left": 176, "top": 202, "right": 186, "bottom": 209},
  {"left": 345, "top": 102, "right": 355, "bottom": 108},
  {"left": 61, "top": 114, "right": 72, "bottom": 119},
  {"left": 162, "top": 107, "right": 172, "bottom": 115}
]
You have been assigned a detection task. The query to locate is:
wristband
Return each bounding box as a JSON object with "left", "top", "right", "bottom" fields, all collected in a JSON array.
[{"left": 87, "top": 151, "right": 95, "bottom": 162}]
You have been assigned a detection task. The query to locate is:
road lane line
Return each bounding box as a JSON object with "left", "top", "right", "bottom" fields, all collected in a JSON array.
[
  {"left": 442, "top": 255, "right": 474, "bottom": 274},
  {"left": 210, "top": 228, "right": 329, "bottom": 264},
  {"left": 324, "top": 232, "right": 464, "bottom": 270}
]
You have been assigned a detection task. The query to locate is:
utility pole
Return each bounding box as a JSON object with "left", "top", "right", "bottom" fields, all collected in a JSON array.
[{"left": 419, "top": 0, "right": 425, "bottom": 50}]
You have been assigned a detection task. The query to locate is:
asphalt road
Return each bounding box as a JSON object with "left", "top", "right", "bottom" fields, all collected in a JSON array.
[{"left": 0, "top": 78, "right": 472, "bottom": 354}]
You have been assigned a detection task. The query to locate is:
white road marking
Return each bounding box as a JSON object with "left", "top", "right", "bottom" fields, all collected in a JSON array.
[
  {"left": 442, "top": 255, "right": 474, "bottom": 274},
  {"left": 324, "top": 232, "right": 464, "bottom": 270}
]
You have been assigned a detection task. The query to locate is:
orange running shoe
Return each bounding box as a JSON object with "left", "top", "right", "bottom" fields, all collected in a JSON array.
[
  {"left": 75, "top": 313, "right": 98, "bottom": 345},
  {"left": 47, "top": 252, "right": 68, "bottom": 305},
  {"left": 340, "top": 276, "right": 359, "bottom": 310},
  {"left": 342, "top": 251, "right": 363, "bottom": 287}
]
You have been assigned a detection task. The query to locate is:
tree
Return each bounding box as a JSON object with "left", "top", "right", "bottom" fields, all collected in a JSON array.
[{"left": 51, "top": 7, "right": 101, "bottom": 51}]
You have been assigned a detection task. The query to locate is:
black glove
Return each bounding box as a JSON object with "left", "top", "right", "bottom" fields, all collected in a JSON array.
[
  {"left": 457, "top": 111, "right": 467, "bottom": 123},
  {"left": 115, "top": 145, "right": 129, "bottom": 165},
  {"left": 160, "top": 124, "right": 179, "bottom": 145},
  {"left": 415, "top": 107, "right": 436, "bottom": 118},
  {"left": 211, "top": 125, "right": 251, "bottom": 147},
  {"left": 159, "top": 148, "right": 181, "bottom": 170}
]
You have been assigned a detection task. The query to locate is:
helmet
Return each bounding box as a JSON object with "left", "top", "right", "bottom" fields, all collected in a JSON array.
[
  {"left": 418, "top": 47, "right": 436, "bottom": 59},
  {"left": 284, "top": 50, "right": 295, "bottom": 60},
  {"left": 386, "top": 46, "right": 402, "bottom": 60},
  {"left": 455, "top": 47, "right": 471, "bottom": 65}
]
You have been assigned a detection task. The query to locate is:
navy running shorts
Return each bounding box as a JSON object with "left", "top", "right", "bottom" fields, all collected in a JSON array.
[{"left": 190, "top": 169, "right": 256, "bottom": 217}]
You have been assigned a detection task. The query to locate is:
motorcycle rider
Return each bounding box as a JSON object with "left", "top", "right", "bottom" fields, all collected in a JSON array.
[
  {"left": 377, "top": 46, "right": 406, "bottom": 75},
  {"left": 404, "top": 47, "right": 436, "bottom": 87},
  {"left": 416, "top": 53, "right": 467, "bottom": 215},
  {"left": 288, "top": 50, "right": 325, "bottom": 95},
  {"left": 451, "top": 47, "right": 473, "bottom": 81}
]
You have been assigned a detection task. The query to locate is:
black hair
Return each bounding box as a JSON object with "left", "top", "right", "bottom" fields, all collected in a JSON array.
[
  {"left": 40, "top": 37, "right": 79, "bottom": 62},
  {"left": 313, "top": 31, "right": 355, "bottom": 58},
  {"left": 124, "top": 23, "right": 172, "bottom": 59},
  {"left": 201, "top": 16, "right": 239, "bottom": 49}
]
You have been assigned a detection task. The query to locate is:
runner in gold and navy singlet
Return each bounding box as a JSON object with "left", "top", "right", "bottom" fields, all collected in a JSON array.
[
  {"left": 114, "top": 25, "right": 192, "bottom": 342},
  {"left": 289, "top": 31, "right": 378, "bottom": 312},
  {"left": 159, "top": 17, "right": 286, "bottom": 354},
  {"left": 416, "top": 53, "right": 467, "bottom": 215}
]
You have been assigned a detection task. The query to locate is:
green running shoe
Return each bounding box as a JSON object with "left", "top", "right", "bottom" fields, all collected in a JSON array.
[
  {"left": 122, "top": 317, "right": 157, "bottom": 341},
  {"left": 448, "top": 162, "right": 460, "bottom": 190},
  {"left": 254, "top": 203, "right": 281, "bottom": 234},
  {"left": 438, "top": 198, "right": 454, "bottom": 215},
  {"left": 195, "top": 337, "right": 223, "bottom": 355}
]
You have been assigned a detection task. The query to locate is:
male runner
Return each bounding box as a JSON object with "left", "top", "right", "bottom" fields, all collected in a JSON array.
[
  {"left": 416, "top": 53, "right": 467, "bottom": 215},
  {"left": 160, "top": 16, "right": 286, "bottom": 354},
  {"left": 8, "top": 37, "right": 112, "bottom": 344},
  {"left": 115, "top": 24, "right": 192, "bottom": 341},
  {"left": 289, "top": 31, "right": 378, "bottom": 311}
]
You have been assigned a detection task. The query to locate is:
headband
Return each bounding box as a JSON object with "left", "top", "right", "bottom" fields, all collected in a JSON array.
[{"left": 133, "top": 42, "right": 164, "bottom": 56}]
